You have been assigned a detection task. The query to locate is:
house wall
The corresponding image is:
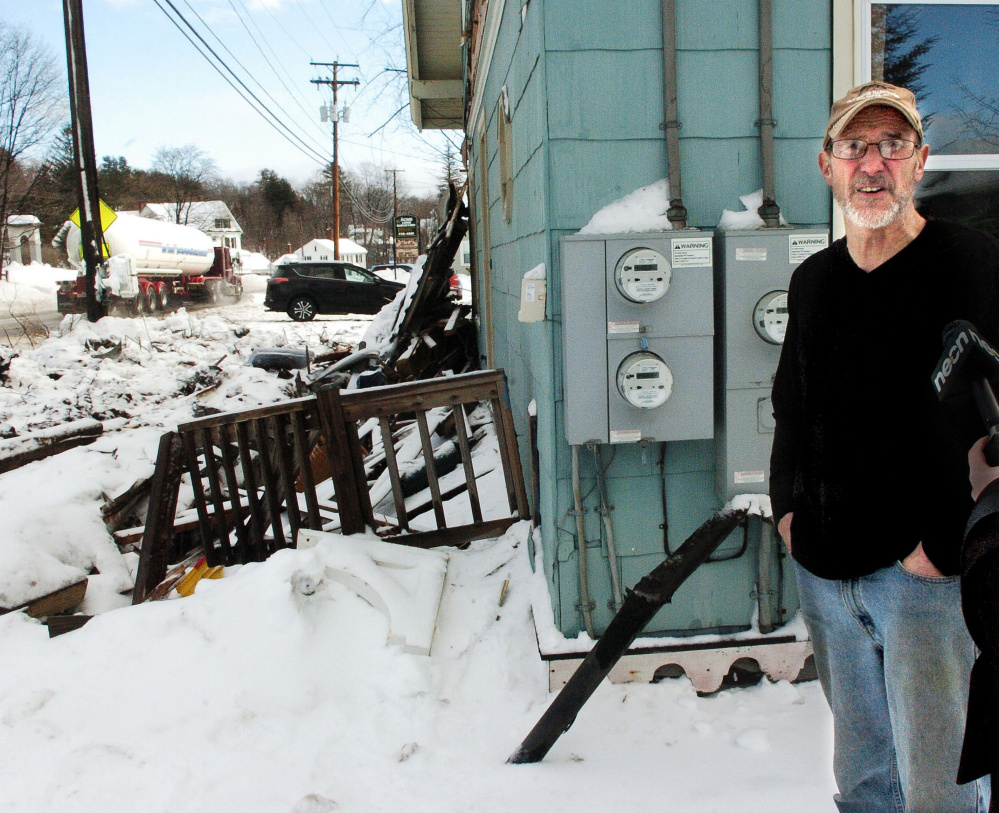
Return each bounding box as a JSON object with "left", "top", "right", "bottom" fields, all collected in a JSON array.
[{"left": 468, "top": 0, "right": 831, "bottom": 638}]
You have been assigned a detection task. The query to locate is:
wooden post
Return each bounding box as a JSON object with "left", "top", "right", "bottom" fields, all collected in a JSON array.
[
  {"left": 132, "top": 433, "right": 183, "bottom": 604},
  {"left": 316, "top": 385, "right": 367, "bottom": 535}
]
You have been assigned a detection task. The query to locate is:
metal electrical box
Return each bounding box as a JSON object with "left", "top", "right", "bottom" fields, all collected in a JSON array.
[
  {"left": 562, "top": 231, "right": 714, "bottom": 444},
  {"left": 714, "top": 227, "right": 828, "bottom": 499}
]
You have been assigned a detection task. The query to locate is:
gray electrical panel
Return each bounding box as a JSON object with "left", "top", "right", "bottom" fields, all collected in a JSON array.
[
  {"left": 714, "top": 227, "right": 828, "bottom": 499},
  {"left": 562, "top": 231, "right": 714, "bottom": 445}
]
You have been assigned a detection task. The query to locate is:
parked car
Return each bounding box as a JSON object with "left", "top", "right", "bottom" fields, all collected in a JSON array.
[{"left": 264, "top": 261, "right": 405, "bottom": 321}]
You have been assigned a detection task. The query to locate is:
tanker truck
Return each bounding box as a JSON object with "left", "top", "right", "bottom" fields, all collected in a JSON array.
[{"left": 55, "top": 212, "right": 242, "bottom": 314}]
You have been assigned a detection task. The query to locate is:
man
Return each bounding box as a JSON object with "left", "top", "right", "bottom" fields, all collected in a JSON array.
[
  {"left": 962, "top": 436, "right": 999, "bottom": 811},
  {"left": 770, "top": 80, "right": 999, "bottom": 812}
]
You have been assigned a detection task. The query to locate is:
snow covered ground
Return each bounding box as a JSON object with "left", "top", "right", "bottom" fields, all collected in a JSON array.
[{"left": 0, "top": 265, "right": 838, "bottom": 812}]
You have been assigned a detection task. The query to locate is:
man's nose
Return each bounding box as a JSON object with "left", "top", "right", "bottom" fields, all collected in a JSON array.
[{"left": 856, "top": 143, "right": 888, "bottom": 173}]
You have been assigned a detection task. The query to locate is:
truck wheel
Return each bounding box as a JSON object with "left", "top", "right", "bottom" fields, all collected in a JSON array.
[
  {"left": 145, "top": 286, "right": 158, "bottom": 313},
  {"left": 157, "top": 283, "right": 170, "bottom": 310},
  {"left": 288, "top": 296, "right": 316, "bottom": 322}
]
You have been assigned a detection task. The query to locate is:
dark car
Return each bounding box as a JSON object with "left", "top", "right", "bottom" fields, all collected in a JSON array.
[{"left": 264, "top": 261, "right": 405, "bottom": 321}]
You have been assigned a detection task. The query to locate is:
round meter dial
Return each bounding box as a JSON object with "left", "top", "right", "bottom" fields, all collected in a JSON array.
[
  {"left": 616, "top": 351, "right": 673, "bottom": 409},
  {"left": 614, "top": 247, "right": 671, "bottom": 303},
  {"left": 753, "top": 290, "right": 789, "bottom": 345}
]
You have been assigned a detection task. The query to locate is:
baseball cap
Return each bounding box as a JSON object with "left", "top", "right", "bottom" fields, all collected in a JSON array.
[{"left": 824, "top": 81, "right": 924, "bottom": 149}]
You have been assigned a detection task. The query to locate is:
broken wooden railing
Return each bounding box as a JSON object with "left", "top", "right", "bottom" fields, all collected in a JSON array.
[{"left": 133, "top": 370, "right": 529, "bottom": 603}]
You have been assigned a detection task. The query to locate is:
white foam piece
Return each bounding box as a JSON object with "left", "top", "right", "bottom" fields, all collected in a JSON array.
[{"left": 296, "top": 529, "right": 449, "bottom": 656}]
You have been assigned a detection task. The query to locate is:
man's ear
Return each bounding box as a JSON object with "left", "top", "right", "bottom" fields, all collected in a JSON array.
[
  {"left": 913, "top": 142, "right": 930, "bottom": 182},
  {"left": 818, "top": 150, "right": 833, "bottom": 187}
]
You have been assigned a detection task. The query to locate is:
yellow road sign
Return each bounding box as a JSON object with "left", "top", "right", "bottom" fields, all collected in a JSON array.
[{"left": 69, "top": 199, "right": 117, "bottom": 233}]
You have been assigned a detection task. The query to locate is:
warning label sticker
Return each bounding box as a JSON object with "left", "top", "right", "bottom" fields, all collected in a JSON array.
[
  {"left": 608, "top": 321, "right": 641, "bottom": 334},
  {"left": 610, "top": 429, "right": 643, "bottom": 444},
  {"left": 734, "top": 470, "right": 766, "bottom": 484},
  {"left": 789, "top": 234, "right": 828, "bottom": 263},
  {"left": 735, "top": 247, "right": 768, "bottom": 262},
  {"left": 671, "top": 237, "right": 712, "bottom": 268}
]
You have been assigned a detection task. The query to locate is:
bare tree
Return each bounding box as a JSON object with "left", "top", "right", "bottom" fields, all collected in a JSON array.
[
  {"left": 150, "top": 144, "right": 218, "bottom": 224},
  {"left": 0, "top": 22, "right": 64, "bottom": 278}
]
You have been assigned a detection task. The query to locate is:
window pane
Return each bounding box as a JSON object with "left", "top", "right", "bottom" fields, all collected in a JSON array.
[
  {"left": 872, "top": 4, "right": 999, "bottom": 156},
  {"left": 916, "top": 170, "right": 999, "bottom": 237},
  {"left": 344, "top": 267, "right": 373, "bottom": 283}
]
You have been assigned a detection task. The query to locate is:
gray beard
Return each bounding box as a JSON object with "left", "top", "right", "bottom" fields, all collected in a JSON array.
[{"left": 838, "top": 188, "right": 912, "bottom": 230}]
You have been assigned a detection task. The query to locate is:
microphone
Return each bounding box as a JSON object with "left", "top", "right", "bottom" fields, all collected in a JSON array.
[{"left": 932, "top": 320, "right": 999, "bottom": 465}]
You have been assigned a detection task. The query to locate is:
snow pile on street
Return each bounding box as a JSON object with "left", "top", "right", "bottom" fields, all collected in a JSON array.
[
  {"left": 0, "top": 262, "right": 72, "bottom": 312},
  {"left": 0, "top": 520, "right": 836, "bottom": 812},
  {"left": 718, "top": 190, "right": 790, "bottom": 230},
  {"left": 579, "top": 179, "right": 674, "bottom": 235}
]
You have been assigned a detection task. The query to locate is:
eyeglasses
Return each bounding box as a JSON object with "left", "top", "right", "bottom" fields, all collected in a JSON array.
[{"left": 830, "top": 139, "right": 919, "bottom": 161}]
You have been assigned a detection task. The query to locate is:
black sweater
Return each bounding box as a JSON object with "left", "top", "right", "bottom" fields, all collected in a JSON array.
[{"left": 770, "top": 220, "right": 999, "bottom": 579}]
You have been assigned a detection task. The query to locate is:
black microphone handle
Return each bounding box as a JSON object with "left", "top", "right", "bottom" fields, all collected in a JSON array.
[{"left": 970, "top": 378, "right": 999, "bottom": 466}]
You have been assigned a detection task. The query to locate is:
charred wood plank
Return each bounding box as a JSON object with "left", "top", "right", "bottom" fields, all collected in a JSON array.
[
  {"left": 0, "top": 419, "right": 103, "bottom": 475},
  {"left": 133, "top": 433, "right": 185, "bottom": 604}
]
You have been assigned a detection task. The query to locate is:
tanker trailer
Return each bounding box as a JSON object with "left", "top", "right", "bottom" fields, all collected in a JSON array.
[{"left": 56, "top": 213, "right": 242, "bottom": 314}]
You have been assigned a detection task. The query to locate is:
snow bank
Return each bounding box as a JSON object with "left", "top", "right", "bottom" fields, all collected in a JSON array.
[
  {"left": 0, "top": 522, "right": 835, "bottom": 812},
  {"left": 579, "top": 179, "right": 673, "bottom": 235}
]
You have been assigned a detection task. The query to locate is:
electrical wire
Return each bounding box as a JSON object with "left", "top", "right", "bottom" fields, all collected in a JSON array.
[
  {"left": 181, "top": 0, "right": 331, "bottom": 158},
  {"left": 223, "top": 0, "right": 334, "bottom": 144},
  {"left": 151, "top": 0, "right": 330, "bottom": 167}
]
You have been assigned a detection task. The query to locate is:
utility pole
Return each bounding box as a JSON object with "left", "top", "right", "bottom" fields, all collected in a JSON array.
[
  {"left": 385, "top": 169, "right": 403, "bottom": 265},
  {"left": 63, "top": 0, "right": 106, "bottom": 322},
  {"left": 311, "top": 62, "right": 358, "bottom": 261}
]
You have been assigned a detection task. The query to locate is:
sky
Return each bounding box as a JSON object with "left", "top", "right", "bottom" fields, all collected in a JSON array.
[{"left": 5, "top": 0, "right": 461, "bottom": 197}]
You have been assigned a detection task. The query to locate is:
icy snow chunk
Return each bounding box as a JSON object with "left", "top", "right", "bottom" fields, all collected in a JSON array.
[
  {"left": 579, "top": 179, "right": 673, "bottom": 235},
  {"left": 296, "top": 528, "right": 449, "bottom": 656},
  {"left": 718, "top": 189, "right": 790, "bottom": 230}
]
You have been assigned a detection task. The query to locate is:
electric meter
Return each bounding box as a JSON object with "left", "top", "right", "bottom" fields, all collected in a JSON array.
[
  {"left": 616, "top": 351, "right": 673, "bottom": 409},
  {"left": 614, "top": 247, "right": 671, "bottom": 303},
  {"left": 753, "top": 290, "right": 789, "bottom": 345}
]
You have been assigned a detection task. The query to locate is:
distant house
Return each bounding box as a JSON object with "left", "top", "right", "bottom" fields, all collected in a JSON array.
[
  {"left": 298, "top": 238, "right": 368, "bottom": 267},
  {"left": 140, "top": 201, "right": 242, "bottom": 251},
  {"left": 3, "top": 215, "right": 42, "bottom": 265}
]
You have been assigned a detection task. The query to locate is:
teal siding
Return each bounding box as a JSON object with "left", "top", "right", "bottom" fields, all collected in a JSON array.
[{"left": 467, "top": 0, "right": 833, "bottom": 638}]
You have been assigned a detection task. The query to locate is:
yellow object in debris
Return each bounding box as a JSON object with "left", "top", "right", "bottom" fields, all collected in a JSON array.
[{"left": 174, "top": 558, "right": 225, "bottom": 597}]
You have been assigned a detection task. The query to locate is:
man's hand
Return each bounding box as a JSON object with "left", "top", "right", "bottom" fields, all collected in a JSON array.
[
  {"left": 969, "top": 436, "right": 999, "bottom": 501},
  {"left": 901, "top": 541, "right": 944, "bottom": 578},
  {"left": 777, "top": 512, "right": 793, "bottom": 554}
]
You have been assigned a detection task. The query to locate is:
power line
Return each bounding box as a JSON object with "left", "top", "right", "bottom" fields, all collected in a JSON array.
[
  {"left": 181, "top": 0, "right": 330, "bottom": 158},
  {"left": 151, "top": 0, "right": 329, "bottom": 167}
]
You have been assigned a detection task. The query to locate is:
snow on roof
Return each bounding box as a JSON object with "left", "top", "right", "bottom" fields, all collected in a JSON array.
[
  {"left": 300, "top": 238, "right": 368, "bottom": 256},
  {"left": 6, "top": 215, "right": 41, "bottom": 226},
  {"left": 578, "top": 179, "right": 673, "bottom": 235},
  {"left": 142, "top": 201, "right": 242, "bottom": 233}
]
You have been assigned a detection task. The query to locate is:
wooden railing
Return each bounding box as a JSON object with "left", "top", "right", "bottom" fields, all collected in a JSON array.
[{"left": 133, "top": 370, "right": 529, "bottom": 603}]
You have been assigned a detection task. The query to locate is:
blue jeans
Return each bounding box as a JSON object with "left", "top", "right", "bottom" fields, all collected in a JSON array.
[{"left": 794, "top": 560, "right": 990, "bottom": 813}]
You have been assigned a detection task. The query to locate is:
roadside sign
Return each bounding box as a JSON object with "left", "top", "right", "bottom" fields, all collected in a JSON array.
[
  {"left": 396, "top": 215, "right": 418, "bottom": 239},
  {"left": 69, "top": 199, "right": 117, "bottom": 233}
]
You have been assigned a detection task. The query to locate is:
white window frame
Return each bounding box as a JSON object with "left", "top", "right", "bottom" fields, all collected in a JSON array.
[{"left": 857, "top": 0, "right": 999, "bottom": 171}]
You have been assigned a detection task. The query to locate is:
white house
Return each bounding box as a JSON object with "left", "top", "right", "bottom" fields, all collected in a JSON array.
[
  {"left": 298, "top": 238, "right": 368, "bottom": 267},
  {"left": 140, "top": 201, "right": 243, "bottom": 251}
]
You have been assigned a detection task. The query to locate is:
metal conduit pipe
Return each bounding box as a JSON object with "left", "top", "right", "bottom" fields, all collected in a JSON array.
[
  {"left": 593, "top": 445, "right": 624, "bottom": 611},
  {"left": 757, "top": 0, "right": 781, "bottom": 227},
  {"left": 660, "top": 0, "right": 687, "bottom": 228},
  {"left": 571, "top": 445, "right": 596, "bottom": 638}
]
